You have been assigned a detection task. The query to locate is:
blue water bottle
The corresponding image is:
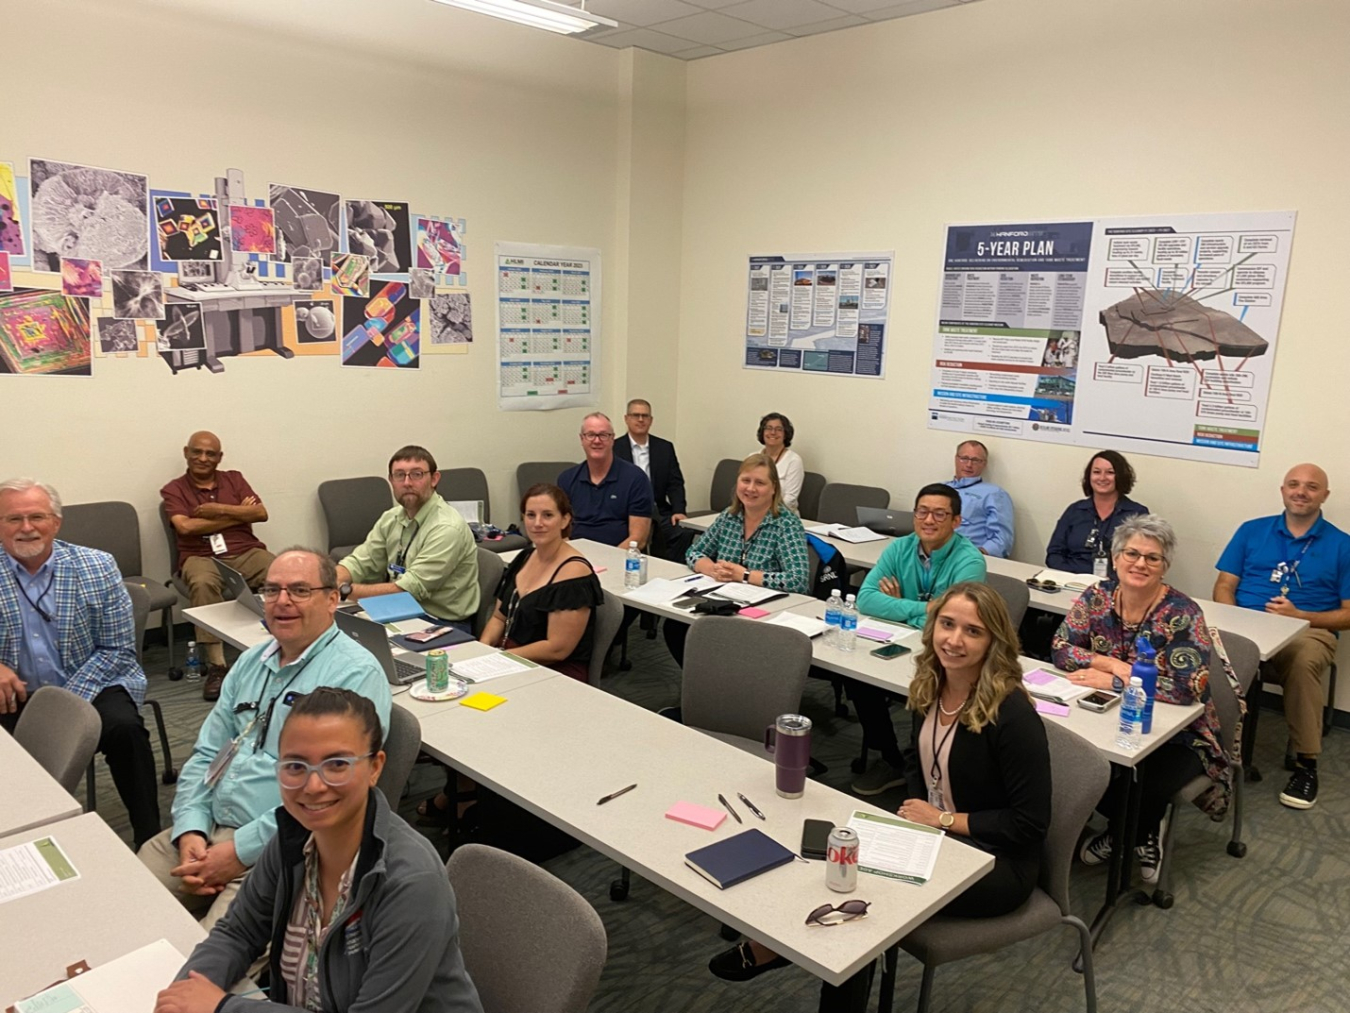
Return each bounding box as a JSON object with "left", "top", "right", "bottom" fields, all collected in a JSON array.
[{"left": 1131, "top": 636, "right": 1158, "bottom": 735}]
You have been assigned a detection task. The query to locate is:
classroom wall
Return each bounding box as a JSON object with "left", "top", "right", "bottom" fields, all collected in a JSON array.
[{"left": 674, "top": 0, "right": 1350, "bottom": 698}]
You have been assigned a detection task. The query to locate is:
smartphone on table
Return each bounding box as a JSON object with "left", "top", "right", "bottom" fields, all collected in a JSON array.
[
  {"left": 800, "top": 818, "right": 834, "bottom": 859},
  {"left": 1077, "top": 690, "right": 1120, "bottom": 712},
  {"left": 870, "top": 643, "right": 911, "bottom": 660}
]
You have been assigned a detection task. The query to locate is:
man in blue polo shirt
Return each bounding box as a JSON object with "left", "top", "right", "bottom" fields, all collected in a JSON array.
[
  {"left": 558, "top": 413, "right": 653, "bottom": 548},
  {"left": 1214, "top": 463, "right": 1350, "bottom": 811},
  {"left": 946, "top": 439, "right": 1014, "bottom": 558}
]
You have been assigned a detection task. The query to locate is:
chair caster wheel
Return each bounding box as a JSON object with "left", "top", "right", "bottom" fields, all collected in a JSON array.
[
  {"left": 619, "top": 660, "right": 632, "bottom": 672},
  {"left": 168, "top": 667, "right": 184, "bottom": 682},
  {"left": 163, "top": 769, "right": 179, "bottom": 785},
  {"left": 609, "top": 879, "right": 629, "bottom": 902},
  {"left": 850, "top": 758, "right": 866, "bottom": 774},
  {"left": 719, "top": 923, "right": 740, "bottom": 941},
  {"left": 835, "top": 704, "right": 849, "bottom": 719},
  {"left": 1246, "top": 765, "right": 1263, "bottom": 783},
  {"left": 1152, "top": 890, "right": 1174, "bottom": 909},
  {"left": 1227, "top": 841, "right": 1247, "bottom": 858}
]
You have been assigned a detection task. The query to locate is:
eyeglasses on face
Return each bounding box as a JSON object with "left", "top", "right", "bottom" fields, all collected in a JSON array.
[
  {"left": 762, "top": 425, "right": 785, "bottom": 434},
  {"left": 390, "top": 469, "right": 429, "bottom": 482},
  {"left": 581, "top": 432, "right": 614, "bottom": 442},
  {"left": 276, "top": 753, "right": 373, "bottom": 788},
  {"left": 1, "top": 513, "right": 56, "bottom": 527},
  {"left": 1119, "top": 548, "right": 1165, "bottom": 567},
  {"left": 913, "top": 508, "right": 952, "bottom": 521},
  {"left": 955, "top": 455, "right": 986, "bottom": 466},
  {"left": 626, "top": 412, "right": 651, "bottom": 420},
  {"left": 806, "top": 900, "right": 871, "bottom": 926},
  {"left": 260, "top": 584, "right": 335, "bottom": 602}
]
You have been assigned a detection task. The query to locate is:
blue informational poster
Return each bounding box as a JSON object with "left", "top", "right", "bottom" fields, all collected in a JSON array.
[{"left": 744, "top": 251, "right": 892, "bottom": 379}]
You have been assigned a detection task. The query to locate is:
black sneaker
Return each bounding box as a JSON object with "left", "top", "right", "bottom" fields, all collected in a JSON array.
[
  {"left": 1136, "top": 832, "right": 1162, "bottom": 884},
  {"left": 1079, "top": 830, "right": 1112, "bottom": 866},
  {"left": 1279, "top": 766, "right": 1318, "bottom": 809}
]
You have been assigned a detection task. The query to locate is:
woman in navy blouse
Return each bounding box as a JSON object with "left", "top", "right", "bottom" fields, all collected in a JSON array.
[{"left": 1045, "top": 449, "right": 1148, "bottom": 576}]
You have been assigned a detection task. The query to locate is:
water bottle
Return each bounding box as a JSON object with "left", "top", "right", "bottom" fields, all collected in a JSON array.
[
  {"left": 624, "top": 541, "right": 642, "bottom": 589},
  {"left": 1116, "top": 676, "right": 1145, "bottom": 751},
  {"left": 1131, "top": 635, "right": 1159, "bottom": 734},
  {"left": 1092, "top": 535, "right": 1110, "bottom": 579},
  {"left": 823, "top": 590, "right": 844, "bottom": 648},
  {"left": 184, "top": 641, "right": 203, "bottom": 682},
  {"left": 839, "top": 594, "right": 858, "bottom": 653}
]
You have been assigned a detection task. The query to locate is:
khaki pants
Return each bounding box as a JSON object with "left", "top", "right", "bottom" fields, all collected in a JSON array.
[
  {"left": 1263, "top": 628, "right": 1337, "bottom": 757},
  {"left": 139, "top": 826, "right": 249, "bottom": 931},
  {"left": 182, "top": 548, "right": 274, "bottom": 647}
]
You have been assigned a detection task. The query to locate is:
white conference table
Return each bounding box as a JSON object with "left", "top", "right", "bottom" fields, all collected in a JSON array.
[
  {"left": 682, "top": 513, "right": 1308, "bottom": 661},
  {"left": 0, "top": 727, "right": 83, "bottom": 838},
  {"left": 0, "top": 813, "right": 206, "bottom": 1007}
]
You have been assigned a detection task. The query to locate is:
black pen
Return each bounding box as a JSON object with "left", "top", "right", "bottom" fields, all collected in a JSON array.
[
  {"left": 737, "top": 793, "right": 766, "bottom": 820},
  {"left": 717, "top": 793, "right": 742, "bottom": 824},
  {"left": 597, "top": 783, "right": 637, "bottom": 805}
]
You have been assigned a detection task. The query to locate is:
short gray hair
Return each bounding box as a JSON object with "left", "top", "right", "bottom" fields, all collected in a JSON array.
[
  {"left": 0, "top": 478, "right": 63, "bottom": 518},
  {"left": 273, "top": 546, "right": 337, "bottom": 589},
  {"left": 1111, "top": 513, "right": 1176, "bottom": 566},
  {"left": 580, "top": 412, "right": 612, "bottom": 429}
]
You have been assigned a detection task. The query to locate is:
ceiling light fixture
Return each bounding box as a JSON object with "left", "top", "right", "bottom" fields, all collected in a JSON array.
[{"left": 430, "top": 0, "right": 617, "bottom": 35}]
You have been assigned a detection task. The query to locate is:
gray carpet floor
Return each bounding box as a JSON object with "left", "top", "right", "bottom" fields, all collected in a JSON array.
[{"left": 88, "top": 626, "right": 1350, "bottom": 1013}]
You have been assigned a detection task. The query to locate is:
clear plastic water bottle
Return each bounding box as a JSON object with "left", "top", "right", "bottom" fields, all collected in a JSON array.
[
  {"left": 1116, "top": 676, "right": 1145, "bottom": 751},
  {"left": 839, "top": 594, "right": 858, "bottom": 653},
  {"left": 624, "top": 541, "right": 643, "bottom": 589},
  {"left": 1131, "top": 636, "right": 1158, "bottom": 735},
  {"left": 184, "top": 641, "right": 203, "bottom": 682},
  {"left": 823, "top": 590, "right": 844, "bottom": 648}
]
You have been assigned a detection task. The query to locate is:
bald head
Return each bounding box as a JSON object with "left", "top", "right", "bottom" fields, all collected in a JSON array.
[
  {"left": 184, "top": 431, "right": 223, "bottom": 484},
  {"left": 1281, "top": 463, "right": 1330, "bottom": 524}
]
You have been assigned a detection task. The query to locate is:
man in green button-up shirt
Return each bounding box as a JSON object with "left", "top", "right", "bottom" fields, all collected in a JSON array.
[{"left": 336, "top": 445, "right": 480, "bottom": 627}]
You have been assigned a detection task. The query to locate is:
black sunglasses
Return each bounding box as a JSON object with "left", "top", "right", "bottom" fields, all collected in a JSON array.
[
  {"left": 1025, "top": 578, "right": 1062, "bottom": 593},
  {"left": 806, "top": 900, "right": 871, "bottom": 926}
]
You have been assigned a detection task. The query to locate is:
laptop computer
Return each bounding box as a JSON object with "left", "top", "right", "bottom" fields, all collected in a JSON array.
[
  {"left": 855, "top": 506, "right": 914, "bottom": 537},
  {"left": 213, "top": 559, "right": 266, "bottom": 617},
  {"left": 333, "top": 610, "right": 426, "bottom": 687}
]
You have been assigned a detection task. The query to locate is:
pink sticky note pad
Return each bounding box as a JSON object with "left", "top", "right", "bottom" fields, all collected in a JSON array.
[
  {"left": 665, "top": 801, "right": 727, "bottom": 830},
  {"left": 738, "top": 607, "right": 771, "bottom": 619},
  {"left": 1035, "top": 700, "right": 1071, "bottom": 717},
  {"left": 1024, "top": 670, "right": 1056, "bottom": 686}
]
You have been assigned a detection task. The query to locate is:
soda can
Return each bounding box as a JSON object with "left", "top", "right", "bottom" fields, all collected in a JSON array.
[
  {"left": 826, "top": 827, "right": 859, "bottom": 893},
  {"left": 425, "top": 649, "right": 450, "bottom": 694}
]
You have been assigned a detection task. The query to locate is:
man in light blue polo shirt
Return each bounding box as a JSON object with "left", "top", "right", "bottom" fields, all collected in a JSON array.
[
  {"left": 947, "top": 440, "right": 1014, "bottom": 558},
  {"left": 1214, "top": 463, "right": 1350, "bottom": 811},
  {"left": 138, "top": 547, "right": 392, "bottom": 928},
  {"left": 558, "top": 412, "right": 653, "bottom": 548}
]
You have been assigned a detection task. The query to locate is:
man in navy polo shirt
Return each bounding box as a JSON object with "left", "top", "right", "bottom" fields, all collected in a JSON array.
[
  {"left": 1214, "top": 463, "right": 1350, "bottom": 811},
  {"left": 558, "top": 413, "right": 653, "bottom": 548}
]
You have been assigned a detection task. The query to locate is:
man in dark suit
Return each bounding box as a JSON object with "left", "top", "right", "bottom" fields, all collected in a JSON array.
[{"left": 613, "top": 399, "right": 694, "bottom": 561}]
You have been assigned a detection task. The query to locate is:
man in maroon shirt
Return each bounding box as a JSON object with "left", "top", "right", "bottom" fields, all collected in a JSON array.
[{"left": 160, "top": 431, "right": 273, "bottom": 700}]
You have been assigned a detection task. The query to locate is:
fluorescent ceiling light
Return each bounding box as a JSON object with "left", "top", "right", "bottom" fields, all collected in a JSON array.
[{"left": 430, "top": 0, "right": 618, "bottom": 35}]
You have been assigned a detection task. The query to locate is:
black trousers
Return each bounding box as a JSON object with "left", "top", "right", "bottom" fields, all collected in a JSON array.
[
  {"left": 3, "top": 686, "right": 161, "bottom": 848},
  {"left": 940, "top": 853, "right": 1038, "bottom": 918},
  {"left": 848, "top": 680, "right": 904, "bottom": 767},
  {"left": 1098, "top": 740, "right": 1204, "bottom": 845},
  {"left": 663, "top": 619, "right": 689, "bottom": 668}
]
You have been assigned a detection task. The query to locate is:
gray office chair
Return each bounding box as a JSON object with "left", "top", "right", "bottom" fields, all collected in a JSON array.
[
  {"left": 317, "top": 476, "right": 392, "bottom": 561},
  {"left": 799, "top": 471, "right": 827, "bottom": 520},
  {"left": 587, "top": 593, "right": 626, "bottom": 687},
  {"left": 987, "top": 571, "right": 1032, "bottom": 629},
  {"left": 377, "top": 705, "right": 422, "bottom": 808},
  {"left": 473, "top": 546, "right": 505, "bottom": 638},
  {"left": 439, "top": 467, "right": 527, "bottom": 554},
  {"left": 899, "top": 720, "right": 1107, "bottom": 1013},
  {"left": 61, "top": 501, "right": 182, "bottom": 675},
  {"left": 817, "top": 482, "right": 890, "bottom": 526},
  {"left": 14, "top": 687, "right": 101, "bottom": 795},
  {"left": 708, "top": 458, "right": 741, "bottom": 514},
  {"left": 681, "top": 616, "right": 812, "bottom": 753},
  {"left": 516, "top": 462, "right": 576, "bottom": 503},
  {"left": 447, "top": 844, "right": 607, "bottom": 1013},
  {"left": 1152, "top": 630, "right": 1259, "bottom": 909}
]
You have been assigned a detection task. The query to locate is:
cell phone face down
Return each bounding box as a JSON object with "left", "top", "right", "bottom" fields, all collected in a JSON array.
[
  {"left": 801, "top": 818, "right": 834, "bottom": 859},
  {"left": 870, "top": 643, "right": 911, "bottom": 660}
]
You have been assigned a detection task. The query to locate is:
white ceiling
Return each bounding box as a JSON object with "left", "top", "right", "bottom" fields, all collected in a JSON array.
[{"left": 572, "top": 0, "right": 985, "bottom": 59}]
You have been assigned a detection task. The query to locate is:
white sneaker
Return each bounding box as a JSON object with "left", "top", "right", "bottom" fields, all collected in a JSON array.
[{"left": 1079, "top": 830, "right": 1112, "bottom": 866}]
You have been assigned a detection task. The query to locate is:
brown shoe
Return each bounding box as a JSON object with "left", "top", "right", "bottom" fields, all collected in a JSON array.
[{"left": 202, "top": 664, "right": 228, "bottom": 702}]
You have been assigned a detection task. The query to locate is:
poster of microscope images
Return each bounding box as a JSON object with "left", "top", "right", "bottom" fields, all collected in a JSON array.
[
  {"left": 0, "top": 155, "right": 472, "bottom": 378},
  {"left": 926, "top": 211, "right": 1296, "bottom": 467}
]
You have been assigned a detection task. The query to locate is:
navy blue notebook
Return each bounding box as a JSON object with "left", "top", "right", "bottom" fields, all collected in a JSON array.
[{"left": 685, "top": 829, "right": 795, "bottom": 890}]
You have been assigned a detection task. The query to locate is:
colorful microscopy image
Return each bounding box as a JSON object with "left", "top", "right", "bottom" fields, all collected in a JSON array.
[
  {"left": 0, "top": 288, "right": 92, "bottom": 375},
  {"left": 155, "top": 195, "right": 221, "bottom": 262},
  {"left": 342, "top": 281, "right": 419, "bottom": 369},
  {"left": 112, "top": 269, "right": 165, "bottom": 320},
  {"left": 0, "top": 252, "right": 11, "bottom": 293},
  {"left": 330, "top": 252, "right": 370, "bottom": 297},
  {"left": 228, "top": 204, "right": 277, "bottom": 254},
  {"left": 156, "top": 303, "right": 205, "bottom": 352},
  {"left": 0, "top": 162, "right": 25, "bottom": 256},
  {"left": 269, "top": 184, "right": 341, "bottom": 263},
  {"left": 29, "top": 158, "right": 149, "bottom": 271},
  {"left": 61, "top": 258, "right": 103, "bottom": 297},
  {"left": 97, "top": 316, "right": 139, "bottom": 353},
  {"left": 415, "top": 216, "right": 462, "bottom": 275},
  {"left": 345, "top": 199, "right": 412, "bottom": 274}
]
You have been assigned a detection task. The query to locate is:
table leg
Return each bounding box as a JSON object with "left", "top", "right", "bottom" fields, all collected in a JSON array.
[
  {"left": 1076, "top": 763, "right": 1144, "bottom": 969},
  {"left": 816, "top": 956, "right": 876, "bottom": 1013},
  {"left": 878, "top": 945, "right": 898, "bottom": 1012}
]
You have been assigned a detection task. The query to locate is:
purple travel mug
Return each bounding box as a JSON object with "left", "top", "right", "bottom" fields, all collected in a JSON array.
[{"left": 765, "top": 713, "right": 813, "bottom": 799}]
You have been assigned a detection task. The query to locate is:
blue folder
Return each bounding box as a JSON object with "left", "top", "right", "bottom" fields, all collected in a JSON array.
[
  {"left": 358, "top": 592, "right": 425, "bottom": 624},
  {"left": 684, "top": 829, "right": 795, "bottom": 890}
]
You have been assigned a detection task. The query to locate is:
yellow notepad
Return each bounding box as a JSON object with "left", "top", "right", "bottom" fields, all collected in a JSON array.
[{"left": 460, "top": 691, "right": 507, "bottom": 711}]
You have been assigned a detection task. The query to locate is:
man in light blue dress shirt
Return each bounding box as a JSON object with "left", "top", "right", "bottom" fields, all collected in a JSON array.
[{"left": 947, "top": 440, "right": 1015, "bottom": 558}]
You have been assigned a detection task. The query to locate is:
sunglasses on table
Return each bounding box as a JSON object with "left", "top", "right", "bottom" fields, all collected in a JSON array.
[
  {"left": 806, "top": 900, "right": 871, "bottom": 926},
  {"left": 1024, "top": 578, "right": 1062, "bottom": 593}
]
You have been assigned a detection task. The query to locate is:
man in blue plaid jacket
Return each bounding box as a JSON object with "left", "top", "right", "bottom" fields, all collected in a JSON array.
[{"left": 0, "top": 478, "right": 161, "bottom": 848}]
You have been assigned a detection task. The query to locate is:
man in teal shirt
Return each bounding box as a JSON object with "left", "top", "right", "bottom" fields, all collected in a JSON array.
[
  {"left": 851, "top": 483, "right": 987, "bottom": 795},
  {"left": 138, "top": 548, "right": 392, "bottom": 930},
  {"left": 336, "top": 445, "right": 479, "bottom": 628}
]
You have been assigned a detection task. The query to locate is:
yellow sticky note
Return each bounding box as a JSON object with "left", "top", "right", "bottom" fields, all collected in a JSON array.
[{"left": 460, "top": 691, "right": 507, "bottom": 711}]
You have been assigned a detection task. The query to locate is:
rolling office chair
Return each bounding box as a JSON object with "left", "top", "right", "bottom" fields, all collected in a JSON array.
[{"left": 316, "top": 476, "right": 393, "bottom": 561}]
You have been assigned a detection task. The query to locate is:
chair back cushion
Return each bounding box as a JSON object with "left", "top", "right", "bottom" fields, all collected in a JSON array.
[
  {"left": 438, "top": 468, "right": 492, "bottom": 524},
  {"left": 682, "top": 617, "right": 812, "bottom": 740},
  {"left": 473, "top": 547, "right": 506, "bottom": 637},
  {"left": 708, "top": 459, "right": 741, "bottom": 514},
  {"left": 1040, "top": 720, "right": 1110, "bottom": 912},
  {"left": 376, "top": 706, "right": 422, "bottom": 808},
  {"left": 986, "top": 572, "right": 1032, "bottom": 629},
  {"left": 587, "top": 593, "right": 625, "bottom": 686},
  {"left": 817, "top": 483, "right": 889, "bottom": 526},
  {"left": 317, "top": 477, "right": 393, "bottom": 556},
  {"left": 14, "top": 687, "right": 102, "bottom": 794},
  {"left": 60, "top": 501, "right": 142, "bottom": 576}
]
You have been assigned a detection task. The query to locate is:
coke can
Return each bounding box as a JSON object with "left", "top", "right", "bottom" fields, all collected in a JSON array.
[
  {"left": 425, "top": 649, "right": 450, "bottom": 694},
  {"left": 826, "top": 827, "right": 859, "bottom": 893}
]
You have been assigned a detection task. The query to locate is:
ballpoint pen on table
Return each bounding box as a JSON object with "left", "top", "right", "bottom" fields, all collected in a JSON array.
[
  {"left": 737, "top": 793, "right": 766, "bottom": 820},
  {"left": 717, "top": 793, "right": 742, "bottom": 824},
  {"left": 597, "top": 783, "right": 638, "bottom": 805}
]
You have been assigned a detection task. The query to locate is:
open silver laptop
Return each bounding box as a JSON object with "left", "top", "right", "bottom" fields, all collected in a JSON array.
[
  {"left": 213, "top": 559, "right": 266, "bottom": 617},
  {"left": 333, "top": 610, "right": 426, "bottom": 687},
  {"left": 855, "top": 506, "right": 914, "bottom": 537}
]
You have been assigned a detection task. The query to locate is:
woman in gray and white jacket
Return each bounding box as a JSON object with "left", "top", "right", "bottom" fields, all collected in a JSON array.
[{"left": 155, "top": 688, "right": 482, "bottom": 1013}]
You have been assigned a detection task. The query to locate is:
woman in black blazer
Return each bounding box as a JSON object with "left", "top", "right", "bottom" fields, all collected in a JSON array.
[{"left": 896, "top": 581, "right": 1052, "bottom": 916}]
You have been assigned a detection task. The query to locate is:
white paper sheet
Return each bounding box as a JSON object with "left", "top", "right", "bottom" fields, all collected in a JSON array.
[
  {"left": 708, "top": 583, "right": 785, "bottom": 605},
  {"left": 622, "top": 576, "right": 720, "bottom": 604},
  {"left": 0, "top": 837, "right": 79, "bottom": 905},
  {"left": 805, "top": 523, "right": 886, "bottom": 543},
  {"left": 449, "top": 652, "right": 535, "bottom": 683},
  {"left": 1023, "top": 668, "right": 1094, "bottom": 704},
  {"left": 847, "top": 810, "right": 944, "bottom": 885},
  {"left": 446, "top": 500, "right": 482, "bottom": 524},
  {"left": 14, "top": 938, "right": 187, "bottom": 1012},
  {"left": 1032, "top": 568, "right": 1101, "bottom": 590},
  {"left": 765, "top": 612, "right": 827, "bottom": 638}
]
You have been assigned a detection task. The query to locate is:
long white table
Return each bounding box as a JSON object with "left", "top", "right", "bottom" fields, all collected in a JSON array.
[
  {"left": 0, "top": 813, "right": 206, "bottom": 1006},
  {"left": 0, "top": 727, "right": 83, "bottom": 838}
]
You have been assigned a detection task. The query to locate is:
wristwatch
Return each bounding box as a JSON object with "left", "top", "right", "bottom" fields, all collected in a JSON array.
[
  {"left": 742, "top": 570, "right": 751, "bottom": 583},
  {"left": 1111, "top": 674, "right": 1125, "bottom": 692},
  {"left": 939, "top": 811, "right": 955, "bottom": 829},
  {"left": 339, "top": 581, "right": 353, "bottom": 601}
]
